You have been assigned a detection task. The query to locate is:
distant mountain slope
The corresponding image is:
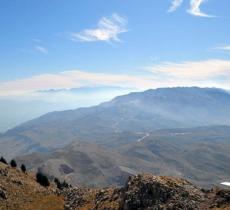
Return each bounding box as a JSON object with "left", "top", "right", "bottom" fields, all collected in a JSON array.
[
  {"left": 1, "top": 87, "right": 230, "bottom": 157},
  {"left": 118, "top": 125, "right": 230, "bottom": 187},
  {"left": 16, "top": 126, "right": 230, "bottom": 188},
  {"left": 0, "top": 86, "right": 134, "bottom": 133},
  {"left": 16, "top": 141, "right": 155, "bottom": 187}
]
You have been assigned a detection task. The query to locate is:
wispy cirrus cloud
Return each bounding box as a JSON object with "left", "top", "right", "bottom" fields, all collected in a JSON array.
[
  {"left": 168, "top": 0, "right": 215, "bottom": 18},
  {"left": 214, "top": 45, "right": 230, "bottom": 51},
  {"left": 168, "top": 0, "right": 183, "bottom": 12},
  {"left": 145, "top": 59, "right": 230, "bottom": 82},
  {"left": 70, "top": 13, "right": 128, "bottom": 42},
  {"left": 34, "top": 45, "right": 48, "bottom": 54},
  {"left": 187, "top": 0, "right": 214, "bottom": 17}
]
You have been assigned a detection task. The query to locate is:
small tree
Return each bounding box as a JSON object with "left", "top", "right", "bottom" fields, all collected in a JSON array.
[
  {"left": 62, "top": 180, "right": 70, "bottom": 188},
  {"left": 36, "top": 172, "right": 50, "bottom": 187},
  {"left": 10, "top": 159, "right": 17, "bottom": 168},
  {"left": 21, "top": 164, "right": 26, "bottom": 173},
  {"left": 0, "top": 157, "right": 7, "bottom": 165},
  {"left": 54, "top": 177, "right": 62, "bottom": 189},
  {"left": 54, "top": 177, "right": 70, "bottom": 190}
]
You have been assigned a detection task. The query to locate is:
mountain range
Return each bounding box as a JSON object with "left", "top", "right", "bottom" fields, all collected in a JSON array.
[
  {"left": 16, "top": 125, "right": 230, "bottom": 187},
  {"left": 1, "top": 87, "right": 230, "bottom": 187}
]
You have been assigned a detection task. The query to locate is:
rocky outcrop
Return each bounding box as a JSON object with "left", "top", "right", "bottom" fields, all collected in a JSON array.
[
  {"left": 210, "top": 189, "right": 230, "bottom": 209},
  {"left": 58, "top": 174, "right": 230, "bottom": 210},
  {"left": 1, "top": 160, "right": 230, "bottom": 210},
  {"left": 57, "top": 187, "right": 88, "bottom": 210},
  {"left": 0, "top": 186, "right": 7, "bottom": 199},
  {"left": 119, "top": 174, "right": 205, "bottom": 210}
]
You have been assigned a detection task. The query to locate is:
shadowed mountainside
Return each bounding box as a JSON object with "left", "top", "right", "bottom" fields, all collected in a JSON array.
[
  {"left": 16, "top": 126, "right": 230, "bottom": 188},
  {"left": 1, "top": 87, "right": 230, "bottom": 158}
]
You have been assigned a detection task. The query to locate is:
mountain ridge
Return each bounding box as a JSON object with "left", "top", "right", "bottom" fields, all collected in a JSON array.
[
  {"left": 15, "top": 125, "right": 230, "bottom": 188},
  {"left": 1, "top": 87, "right": 230, "bottom": 188},
  {"left": 1, "top": 87, "right": 230, "bottom": 159}
]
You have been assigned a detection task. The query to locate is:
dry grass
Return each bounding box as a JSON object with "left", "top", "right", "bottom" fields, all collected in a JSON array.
[
  {"left": 0, "top": 163, "right": 64, "bottom": 210},
  {"left": 23, "top": 194, "right": 64, "bottom": 210}
]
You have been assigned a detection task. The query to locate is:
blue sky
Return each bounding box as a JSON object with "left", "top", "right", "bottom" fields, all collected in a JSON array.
[
  {"left": 0, "top": 0, "right": 230, "bottom": 131},
  {"left": 0, "top": 0, "right": 229, "bottom": 80}
]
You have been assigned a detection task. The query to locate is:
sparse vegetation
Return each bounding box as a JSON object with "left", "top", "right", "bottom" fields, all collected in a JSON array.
[
  {"left": 21, "top": 164, "right": 26, "bottom": 173},
  {"left": 54, "top": 177, "right": 62, "bottom": 189},
  {"left": 54, "top": 177, "right": 70, "bottom": 190},
  {"left": 62, "top": 180, "right": 70, "bottom": 188},
  {"left": 0, "top": 163, "right": 64, "bottom": 210},
  {"left": 10, "top": 159, "right": 17, "bottom": 168},
  {"left": 36, "top": 172, "right": 50, "bottom": 187},
  {"left": 0, "top": 156, "right": 7, "bottom": 165}
]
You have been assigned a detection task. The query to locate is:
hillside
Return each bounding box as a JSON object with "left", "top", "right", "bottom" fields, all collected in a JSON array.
[
  {"left": 16, "top": 126, "right": 230, "bottom": 188},
  {"left": 16, "top": 142, "right": 148, "bottom": 187},
  {"left": 0, "top": 162, "right": 64, "bottom": 210},
  {"left": 1, "top": 87, "right": 230, "bottom": 158},
  {"left": 1, "top": 162, "right": 230, "bottom": 210}
]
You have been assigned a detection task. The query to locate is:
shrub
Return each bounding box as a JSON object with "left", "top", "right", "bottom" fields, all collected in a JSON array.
[
  {"left": 54, "top": 177, "right": 70, "bottom": 190},
  {"left": 36, "top": 172, "right": 50, "bottom": 187},
  {"left": 62, "top": 180, "right": 70, "bottom": 188},
  {"left": 0, "top": 157, "right": 7, "bottom": 165},
  {"left": 21, "top": 164, "right": 26, "bottom": 173},
  {"left": 54, "top": 177, "right": 62, "bottom": 189},
  {"left": 10, "top": 159, "right": 17, "bottom": 168}
]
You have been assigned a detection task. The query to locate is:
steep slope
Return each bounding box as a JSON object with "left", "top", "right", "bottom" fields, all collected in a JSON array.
[
  {"left": 1, "top": 87, "right": 230, "bottom": 158},
  {"left": 0, "top": 162, "right": 64, "bottom": 210}
]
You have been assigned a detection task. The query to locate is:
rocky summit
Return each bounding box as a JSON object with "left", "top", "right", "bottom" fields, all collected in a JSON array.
[
  {"left": 58, "top": 174, "right": 230, "bottom": 210},
  {"left": 1, "top": 162, "right": 230, "bottom": 210}
]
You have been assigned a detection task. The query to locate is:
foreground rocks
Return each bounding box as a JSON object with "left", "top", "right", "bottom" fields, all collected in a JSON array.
[
  {"left": 1, "top": 161, "right": 230, "bottom": 210},
  {"left": 58, "top": 174, "right": 230, "bottom": 210},
  {"left": 0, "top": 186, "right": 7, "bottom": 199},
  {"left": 120, "top": 175, "right": 205, "bottom": 210}
]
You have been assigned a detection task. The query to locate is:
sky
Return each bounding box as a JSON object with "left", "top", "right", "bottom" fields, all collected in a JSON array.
[{"left": 0, "top": 0, "right": 230, "bottom": 131}]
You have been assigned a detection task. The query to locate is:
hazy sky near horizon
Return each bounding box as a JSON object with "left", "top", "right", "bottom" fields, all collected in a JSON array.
[{"left": 0, "top": 0, "right": 230, "bottom": 99}]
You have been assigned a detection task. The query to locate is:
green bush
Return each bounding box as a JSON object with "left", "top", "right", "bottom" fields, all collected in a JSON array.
[
  {"left": 54, "top": 177, "right": 62, "bottom": 189},
  {"left": 0, "top": 157, "right": 7, "bottom": 165},
  {"left": 21, "top": 164, "right": 26, "bottom": 173},
  {"left": 36, "top": 172, "right": 50, "bottom": 187},
  {"left": 54, "top": 177, "right": 70, "bottom": 190},
  {"left": 10, "top": 159, "right": 17, "bottom": 168}
]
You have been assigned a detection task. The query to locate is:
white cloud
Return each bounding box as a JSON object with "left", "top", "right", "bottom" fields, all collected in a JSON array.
[
  {"left": 188, "top": 0, "right": 213, "bottom": 17},
  {"left": 214, "top": 45, "right": 230, "bottom": 51},
  {"left": 168, "top": 0, "right": 183, "bottom": 12},
  {"left": 34, "top": 45, "right": 48, "bottom": 54},
  {"left": 1, "top": 59, "right": 230, "bottom": 97},
  {"left": 0, "top": 70, "right": 154, "bottom": 96},
  {"left": 70, "top": 13, "right": 128, "bottom": 42},
  {"left": 146, "top": 59, "right": 230, "bottom": 80}
]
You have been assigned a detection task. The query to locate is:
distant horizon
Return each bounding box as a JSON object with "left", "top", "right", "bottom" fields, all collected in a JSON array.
[
  {"left": 0, "top": 0, "right": 229, "bottom": 132},
  {"left": 1, "top": 0, "right": 230, "bottom": 102},
  {"left": 1, "top": 86, "right": 230, "bottom": 134}
]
